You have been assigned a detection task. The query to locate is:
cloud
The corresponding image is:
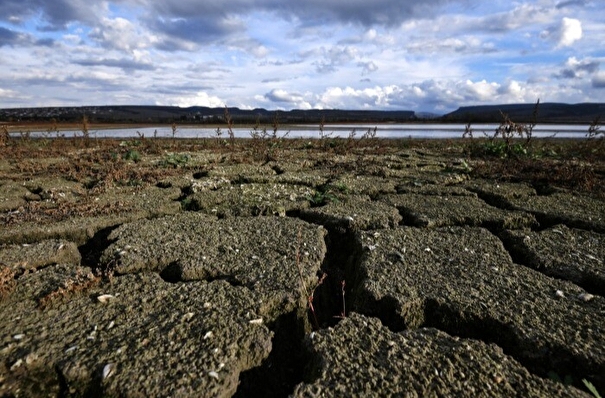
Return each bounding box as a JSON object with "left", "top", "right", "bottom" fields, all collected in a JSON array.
[
  {"left": 592, "top": 72, "right": 605, "bottom": 88},
  {"left": 0, "top": 0, "right": 104, "bottom": 30},
  {"left": 0, "top": 87, "right": 28, "bottom": 100},
  {"left": 311, "top": 46, "right": 359, "bottom": 74},
  {"left": 473, "top": 4, "right": 555, "bottom": 33},
  {"left": 556, "top": 57, "right": 599, "bottom": 79},
  {"left": 264, "top": 89, "right": 312, "bottom": 109},
  {"left": 406, "top": 36, "right": 496, "bottom": 55},
  {"left": 0, "top": 26, "right": 23, "bottom": 46},
  {"left": 90, "top": 17, "right": 154, "bottom": 52},
  {"left": 558, "top": 17, "right": 582, "bottom": 47},
  {"left": 147, "top": 15, "right": 245, "bottom": 50},
  {"left": 358, "top": 61, "right": 378, "bottom": 75},
  {"left": 142, "top": 0, "right": 454, "bottom": 28},
  {"left": 172, "top": 91, "right": 225, "bottom": 107},
  {"left": 556, "top": 0, "right": 588, "bottom": 9},
  {"left": 73, "top": 58, "right": 156, "bottom": 71}
]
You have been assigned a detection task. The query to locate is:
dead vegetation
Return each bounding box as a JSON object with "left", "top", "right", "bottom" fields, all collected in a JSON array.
[
  {"left": 37, "top": 268, "right": 100, "bottom": 309},
  {"left": 0, "top": 266, "right": 16, "bottom": 299}
]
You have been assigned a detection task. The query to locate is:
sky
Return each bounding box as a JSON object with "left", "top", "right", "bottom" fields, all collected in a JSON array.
[{"left": 0, "top": 0, "right": 604, "bottom": 114}]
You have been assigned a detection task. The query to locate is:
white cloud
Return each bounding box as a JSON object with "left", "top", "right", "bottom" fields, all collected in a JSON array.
[
  {"left": 90, "top": 17, "right": 157, "bottom": 53},
  {"left": 558, "top": 17, "right": 582, "bottom": 47},
  {"left": 172, "top": 92, "right": 225, "bottom": 108},
  {"left": 264, "top": 89, "right": 312, "bottom": 109}
]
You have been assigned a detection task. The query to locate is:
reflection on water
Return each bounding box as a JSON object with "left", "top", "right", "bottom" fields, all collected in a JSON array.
[{"left": 11, "top": 123, "right": 592, "bottom": 139}]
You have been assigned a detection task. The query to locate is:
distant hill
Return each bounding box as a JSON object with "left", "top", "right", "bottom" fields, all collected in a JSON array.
[
  {"left": 443, "top": 103, "right": 605, "bottom": 123},
  {"left": 0, "top": 105, "right": 415, "bottom": 124},
  {"left": 3, "top": 103, "right": 604, "bottom": 124}
]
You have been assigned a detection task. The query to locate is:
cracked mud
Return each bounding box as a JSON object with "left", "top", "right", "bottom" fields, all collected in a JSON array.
[{"left": 1, "top": 141, "right": 604, "bottom": 397}]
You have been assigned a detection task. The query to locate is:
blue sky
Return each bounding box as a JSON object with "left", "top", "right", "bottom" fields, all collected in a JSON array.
[{"left": 0, "top": 0, "right": 603, "bottom": 113}]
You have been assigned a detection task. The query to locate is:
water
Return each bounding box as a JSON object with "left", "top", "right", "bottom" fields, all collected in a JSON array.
[{"left": 11, "top": 123, "right": 593, "bottom": 139}]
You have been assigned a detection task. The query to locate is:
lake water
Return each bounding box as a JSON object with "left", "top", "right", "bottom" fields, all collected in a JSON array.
[{"left": 13, "top": 123, "right": 593, "bottom": 139}]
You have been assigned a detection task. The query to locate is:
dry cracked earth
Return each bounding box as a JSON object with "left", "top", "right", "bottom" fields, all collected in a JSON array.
[{"left": 0, "top": 139, "right": 604, "bottom": 397}]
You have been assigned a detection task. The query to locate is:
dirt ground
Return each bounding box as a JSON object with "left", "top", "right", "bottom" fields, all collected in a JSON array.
[{"left": 1, "top": 135, "right": 604, "bottom": 397}]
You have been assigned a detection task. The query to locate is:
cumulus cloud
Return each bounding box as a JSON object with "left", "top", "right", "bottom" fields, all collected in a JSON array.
[
  {"left": 311, "top": 46, "right": 359, "bottom": 74},
  {"left": 556, "top": 56, "right": 599, "bottom": 79},
  {"left": 264, "top": 89, "right": 312, "bottom": 109},
  {"left": 172, "top": 91, "right": 224, "bottom": 108},
  {"left": 90, "top": 17, "right": 154, "bottom": 53},
  {"left": 558, "top": 17, "right": 582, "bottom": 47}
]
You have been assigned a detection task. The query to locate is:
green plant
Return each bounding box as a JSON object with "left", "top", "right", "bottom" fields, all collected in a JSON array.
[
  {"left": 583, "top": 379, "right": 602, "bottom": 398},
  {"left": 122, "top": 149, "right": 141, "bottom": 163},
  {"left": 307, "top": 183, "right": 347, "bottom": 206},
  {"left": 159, "top": 153, "right": 190, "bottom": 168},
  {"left": 308, "top": 190, "right": 338, "bottom": 206},
  {"left": 467, "top": 100, "right": 540, "bottom": 159}
]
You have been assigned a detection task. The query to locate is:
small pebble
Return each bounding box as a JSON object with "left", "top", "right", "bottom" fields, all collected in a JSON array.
[{"left": 578, "top": 293, "right": 594, "bottom": 302}]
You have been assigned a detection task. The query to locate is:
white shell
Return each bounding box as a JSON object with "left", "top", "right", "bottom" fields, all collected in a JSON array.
[
  {"left": 103, "top": 363, "right": 116, "bottom": 380},
  {"left": 578, "top": 293, "right": 594, "bottom": 302},
  {"left": 208, "top": 371, "right": 219, "bottom": 380},
  {"left": 97, "top": 294, "right": 115, "bottom": 303},
  {"left": 203, "top": 331, "right": 213, "bottom": 340},
  {"left": 249, "top": 318, "right": 263, "bottom": 325},
  {"left": 555, "top": 290, "right": 565, "bottom": 298}
]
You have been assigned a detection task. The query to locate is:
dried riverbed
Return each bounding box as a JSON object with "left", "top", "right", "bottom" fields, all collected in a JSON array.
[{"left": 1, "top": 139, "right": 604, "bottom": 397}]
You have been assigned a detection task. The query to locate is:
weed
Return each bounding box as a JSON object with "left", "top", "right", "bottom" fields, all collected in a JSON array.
[
  {"left": 318, "top": 116, "right": 332, "bottom": 140},
  {"left": 467, "top": 100, "right": 540, "bottom": 158},
  {"left": 248, "top": 113, "right": 289, "bottom": 161},
  {"left": 463, "top": 122, "right": 473, "bottom": 139},
  {"left": 583, "top": 379, "right": 602, "bottom": 398},
  {"left": 307, "top": 183, "right": 347, "bottom": 206},
  {"left": 295, "top": 227, "right": 326, "bottom": 330},
  {"left": 336, "top": 280, "right": 346, "bottom": 319},
  {"left": 224, "top": 106, "right": 236, "bottom": 151},
  {"left": 159, "top": 153, "right": 190, "bottom": 168},
  {"left": 0, "top": 124, "right": 9, "bottom": 146},
  {"left": 307, "top": 190, "right": 337, "bottom": 206},
  {"left": 81, "top": 115, "right": 91, "bottom": 147},
  {"left": 587, "top": 116, "right": 602, "bottom": 139},
  {"left": 171, "top": 122, "right": 178, "bottom": 140},
  {"left": 123, "top": 149, "right": 141, "bottom": 163}
]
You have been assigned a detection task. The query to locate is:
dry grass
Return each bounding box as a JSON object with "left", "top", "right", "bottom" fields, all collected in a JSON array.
[
  {"left": 37, "top": 269, "right": 100, "bottom": 308},
  {"left": 0, "top": 266, "right": 16, "bottom": 299}
]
